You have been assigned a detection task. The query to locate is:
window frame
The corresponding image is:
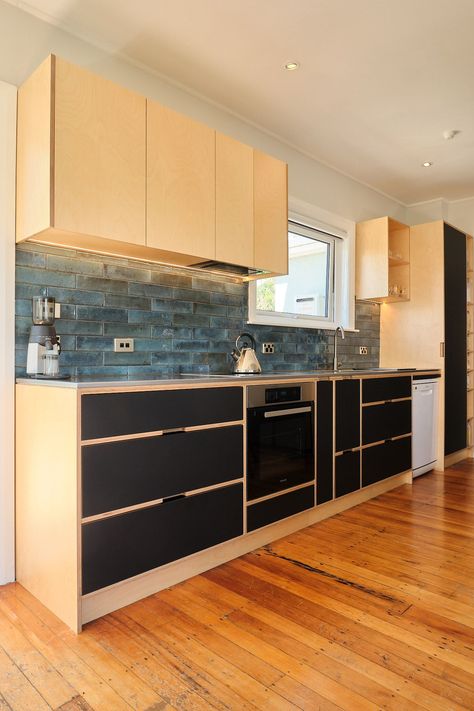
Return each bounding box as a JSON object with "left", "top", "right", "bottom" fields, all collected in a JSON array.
[{"left": 248, "top": 199, "right": 356, "bottom": 331}]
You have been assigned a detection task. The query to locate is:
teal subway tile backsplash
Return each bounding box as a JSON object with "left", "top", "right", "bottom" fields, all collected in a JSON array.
[{"left": 15, "top": 243, "right": 380, "bottom": 378}]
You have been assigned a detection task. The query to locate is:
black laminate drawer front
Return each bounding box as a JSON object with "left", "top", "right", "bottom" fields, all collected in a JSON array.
[
  {"left": 317, "top": 381, "right": 334, "bottom": 505},
  {"left": 362, "top": 437, "right": 411, "bottom": 487},
  {"left": 335, "top": 450, "right": 360, "bottom": 498},
  {"left": 247, "top": 486, "right": 314, "bottom": 532},
  {"left": 335, "top": 379, "right": 360, "bottom": 452},
  {"left": 81, "top": 387, "right": 243, "bottom": 440},
  {"left": 82, "top": 425, "right": 243, "bottom": 517},
  {"left": 362, "top": 400, "right": 411, "bottom": 446},
  {"left": 362, "top": 377, "right": 411, "bottom": 404},
  {"left": 82, "top": 483, "right": 243, "bottom": 594}
]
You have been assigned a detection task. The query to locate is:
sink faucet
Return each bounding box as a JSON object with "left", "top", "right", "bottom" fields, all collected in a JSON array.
[{"left": 333, "top": 326, "right": 345, "bottom": 371}]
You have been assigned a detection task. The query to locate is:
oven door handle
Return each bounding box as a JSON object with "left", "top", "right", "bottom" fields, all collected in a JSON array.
[{"left": 264, "top": 406, "right": 312, "bottom": 418}]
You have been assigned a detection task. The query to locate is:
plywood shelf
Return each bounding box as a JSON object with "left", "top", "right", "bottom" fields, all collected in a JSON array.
[{"left": 389, "top": 256, "right": 409, "bottom": 267}]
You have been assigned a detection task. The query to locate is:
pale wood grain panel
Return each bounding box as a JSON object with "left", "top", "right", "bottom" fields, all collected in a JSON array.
[
  {"left": 15, "top": 384, "right": 80, "bottom": 632},
  {"left": 216, "top": 132, "right": 254, "bottom": 267},
  {"left": 355, "top": 217, "right": 389, "bottom": 299},
  {"left": 54, "top": 57, "right": 146, "bottom": 245},
  {"left": 16, "top": 55, "right": 53, "bottom": 242},
  {"left": 380, "top": 220, "right": 445, "bottom": 466},
  {"left": 147, "top": 100, "right": 215, "bottom": 260},
  {"left": 253, "top": 150, "right": 288, "bottom": 275}
]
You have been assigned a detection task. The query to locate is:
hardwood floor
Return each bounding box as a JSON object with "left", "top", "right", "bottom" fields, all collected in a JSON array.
[{"left": 1, "top": 464, "right": 474, "bottom": 710}]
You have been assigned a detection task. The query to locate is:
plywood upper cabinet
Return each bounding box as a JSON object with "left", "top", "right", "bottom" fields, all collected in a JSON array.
[
  {"left": 254, "top": 150, "right": 288, "bottom": 275},
  {"left": 17, "top": 55, "right": 289, "bottom": 277},
  {"left": 216, "top": 133, "right": 254, "bottom": 268},
  {"left": 356, "top": 216, "right": 410, "bottom": 302},
  {"left": 147, "top": 101, "right": 215, "bottom": 261},
  {"left": 16, "top": 55, "right": 146, "bottom": 246}
]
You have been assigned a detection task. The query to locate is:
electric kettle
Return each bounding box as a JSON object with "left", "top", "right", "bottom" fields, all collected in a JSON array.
[{"left": 231, "top": 332, "right": 262, "bottom": 374}]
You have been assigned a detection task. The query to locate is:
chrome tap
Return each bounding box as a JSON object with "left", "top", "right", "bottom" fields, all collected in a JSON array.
[{"left": 333, "top": 326, "right": 345, "bottom": 371}]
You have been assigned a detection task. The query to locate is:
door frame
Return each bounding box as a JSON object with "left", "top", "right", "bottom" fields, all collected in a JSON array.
[{"left": 0, "top": 80, "right": 17, "bottom": 584}]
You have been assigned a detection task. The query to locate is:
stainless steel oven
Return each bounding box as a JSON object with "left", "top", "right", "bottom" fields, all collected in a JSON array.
[{"left": 246, "top": 383, "right": 315, "bottom": 501}]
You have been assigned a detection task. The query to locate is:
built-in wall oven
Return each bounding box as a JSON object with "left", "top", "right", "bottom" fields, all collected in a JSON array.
[{"left": 246, "top": 383, "right": 315, "bottom": 501}]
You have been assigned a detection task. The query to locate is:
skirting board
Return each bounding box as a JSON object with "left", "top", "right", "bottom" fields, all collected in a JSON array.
[
  {"left": 444, "top": 449, "right": 470, "bottom": 467},
  {"left": 82, "top": 470, "right": 412, "bottom": 626}
]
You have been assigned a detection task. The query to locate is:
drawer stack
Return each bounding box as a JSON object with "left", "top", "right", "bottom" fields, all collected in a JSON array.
[
  {"left": 362, "top": 377, "right": 412, "bottom": 486},
  {"left": 80, "top": 387, "right": 244, "bottom": 594}
]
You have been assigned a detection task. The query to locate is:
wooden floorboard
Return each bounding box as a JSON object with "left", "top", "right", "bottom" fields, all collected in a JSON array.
[{"left": 1, "top": 465, "right": 474, "bottom": 710}]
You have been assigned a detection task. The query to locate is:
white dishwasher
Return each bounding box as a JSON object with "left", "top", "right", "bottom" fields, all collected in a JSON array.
[{"left": 412, "top": 377, "right": 439, "bottom": 477}]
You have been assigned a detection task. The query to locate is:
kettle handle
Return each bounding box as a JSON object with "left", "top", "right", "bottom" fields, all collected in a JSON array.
[{"left": 236, "top": 332, "right": 256, "bottom": 350}]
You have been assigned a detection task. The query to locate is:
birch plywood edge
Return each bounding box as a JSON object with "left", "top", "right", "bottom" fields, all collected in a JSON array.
[
  {"left": 15, "top": 384, "right": 81, "bottom": 632},
  {"left": 16, "top": 54, "right": 53, "bottom": 242}
]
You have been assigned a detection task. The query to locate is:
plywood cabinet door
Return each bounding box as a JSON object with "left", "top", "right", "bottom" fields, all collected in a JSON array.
[
  {"left": 216, "top": 133, "right": 254, "bottom": 267},
  {"left": 54, "top": 57, "right": 146, "bottom": 245},
  {"left": 254, "top": 150, "right": 288, "bottom": 275},
  {"left": 147, "top": 101, "right": 216, "bottom": 260},
  {"left": 16, "top": 55, "right": 146, "bottom": 246}
]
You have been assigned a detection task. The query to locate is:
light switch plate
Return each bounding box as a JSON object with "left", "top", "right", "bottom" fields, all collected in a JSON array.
[{"left": 54, "top": 303, "right": 61, "bottom": 319}]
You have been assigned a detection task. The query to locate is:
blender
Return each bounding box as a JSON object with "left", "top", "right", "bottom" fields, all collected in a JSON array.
[{"left": 26, "top": 296, "right": 65, "bottom": 378}]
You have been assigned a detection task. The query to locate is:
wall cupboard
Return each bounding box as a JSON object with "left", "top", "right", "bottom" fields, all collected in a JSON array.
[
  {"left": 356, "top": 217, "right": 410, "bottom": 302},
  {"left": 16, "top": 55, "right": 146, "bottom": 247},
  {"left": 16, "top": 55, "right": 288, "bottom": 277}
]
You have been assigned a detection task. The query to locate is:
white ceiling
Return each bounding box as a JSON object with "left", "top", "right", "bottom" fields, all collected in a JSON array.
[{"left": 7, "top": 0, "right": 474, "bottom": 203}]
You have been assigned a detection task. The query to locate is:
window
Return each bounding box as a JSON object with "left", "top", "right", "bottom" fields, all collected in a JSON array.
[
  {"left": 255, "top": 223, "right": 335, "bottom": 322},
  {"left": 248, "top": 202, "right": 355, "bottom": 331}
]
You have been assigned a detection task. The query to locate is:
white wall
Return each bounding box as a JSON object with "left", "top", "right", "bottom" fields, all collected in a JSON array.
[
  {"left": 0, "top": 1, "right": 405, "bottom": 225},
  {"left": 0, "top": 79, "right": 16, "bottom": 585},
  {"left": 406, "top": 197, "right": 474, "bottom": 236}
]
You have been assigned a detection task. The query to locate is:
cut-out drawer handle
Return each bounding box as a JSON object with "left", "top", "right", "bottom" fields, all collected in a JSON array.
[
  {"left": 162, "top": 428, "right": 186, "bottom": 436},
  {"left": 162, "top": 494, "right": 185, "bottom": 504}
]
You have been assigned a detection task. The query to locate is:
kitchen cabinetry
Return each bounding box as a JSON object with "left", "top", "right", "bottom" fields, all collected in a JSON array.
[
  {"left": 16, "top": 373, "right": 419, "bottom": 632},
  {"left": 361, "top": 376, "right": 412, "bottom": 486},
  {"left": 254, "top": 150, "right": 288, "bottom": 274},
  {"left": 16, "top": 55, "right": 289, "bottom": 278},
  {"left": 216, "top": 133, "right": 254, "bottom": 268},
  {"left": 356, "top": 217, "right": 410, "bottom": 302},
  {"left": 335, "top": 379, "right": 361, "bottom": 498},
  {"left": 83, "top": 483, "right": 243, "bottom": 594},
  {"left": 147, "top": 101, "right": 215, "bottom": 260},
  {"left": 247, "top": 486, "right": 315, "bottom": 532},
  {"left": 17, "top": 55, "right": 146, "bottom": 247},
  {"left": 467, "top": 236, "right": 474, "bottom": 448},
  {"left": 316, "top": 381, "right": 334, "bottom": 504},
  {"left": 380, "top": 221, "right": 468, "bottom": 464}
]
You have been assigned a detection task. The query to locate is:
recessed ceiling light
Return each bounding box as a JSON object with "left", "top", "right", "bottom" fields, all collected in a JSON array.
[
  {"left": 422, "top": 161, "right": 433, "bottom": 167},
  {"left": 284, "top": 61, "right": 300, "bottom": 71}
]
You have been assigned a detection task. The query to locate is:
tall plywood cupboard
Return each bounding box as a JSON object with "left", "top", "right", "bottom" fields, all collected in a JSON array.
[{"left": 379, "top": 220, "right": 470, "bottom": 467}]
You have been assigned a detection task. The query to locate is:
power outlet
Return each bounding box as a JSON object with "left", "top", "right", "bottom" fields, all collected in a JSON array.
[
  {"left": 262, "top": 343, "right": 275, "bottom": 354},
  {"left": 114, "top": 338, "right": 135, "bottom": 353},
  {"left": 359, "top": 345, "right": 368, "bottom": 355}
]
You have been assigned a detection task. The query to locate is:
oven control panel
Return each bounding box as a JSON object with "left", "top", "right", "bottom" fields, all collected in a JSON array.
[
  {"left": 265, "top": 386, "right": 301, "bottom": 404},
  {"left": 247, "top": 382, "right": 315, "bottom": 408}
]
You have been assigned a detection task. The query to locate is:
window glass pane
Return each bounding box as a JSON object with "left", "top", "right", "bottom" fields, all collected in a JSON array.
[{"left": 256, "top": 230, "right": 333, "bottom": 319}]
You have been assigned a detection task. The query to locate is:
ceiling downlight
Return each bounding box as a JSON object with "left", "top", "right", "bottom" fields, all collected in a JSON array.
[{"left": 284, "top": 61, "right": 300, "bottom": 71}]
